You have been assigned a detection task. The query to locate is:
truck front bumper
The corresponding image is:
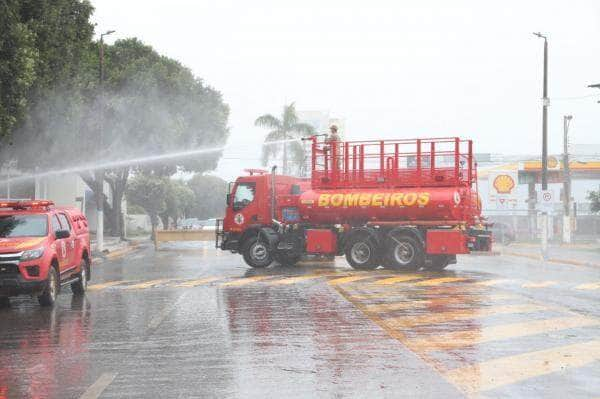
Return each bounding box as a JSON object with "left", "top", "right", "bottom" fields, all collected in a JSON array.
[{"left": 0, "top": 275, "right": 45, "bottom": 297}]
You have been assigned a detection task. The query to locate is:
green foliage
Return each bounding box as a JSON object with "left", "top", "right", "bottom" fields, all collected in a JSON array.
[
  {"left": 0, "top": 0, "right": 94, "bottom": 140},
  {"left": 126, "top": 173, "right": 169, "bottom": 231},
  {"left": 255, "top": 102, "right": 314, "bottom": 175},
  {"left": 162, "top": 179, "right": 195, "bottom": 225},
  {"left": 588, "top": 190, "right": 600, "bottom": 214},
  {"left": 186, "top": 174, "right": 228, "bottom": 219}
]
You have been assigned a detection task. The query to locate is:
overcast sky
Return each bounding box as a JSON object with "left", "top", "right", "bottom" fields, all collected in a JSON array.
[{"left": 91, "top": 0, "right": 600, "bottom": 179}]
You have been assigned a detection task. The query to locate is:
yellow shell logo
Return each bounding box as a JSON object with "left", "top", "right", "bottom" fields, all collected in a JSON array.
[{"left": 493, "top": 174, "right": 515, "bottom": 194}]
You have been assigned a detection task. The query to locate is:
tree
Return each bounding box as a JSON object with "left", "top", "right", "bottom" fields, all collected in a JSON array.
[
  {"left": 159, "top": 180, "right": 194, "bottom": 229},
  {"left": 126, "top": 174, "right": 169, "bottom": 234},
  {"left": 0, "top": 0, "right": 94, "bottom": 141},
  {"left": 588, "top": 190, "right": 600, "bottom": 214},
  {"left": 186, "top": 174, "right": 228, "bottom": 219},
  {"left": 6, "top": 38, "right": 230, "bottom": 238},
  {"left": 255, "top": 103, "right": 314, "bottom": 175}
]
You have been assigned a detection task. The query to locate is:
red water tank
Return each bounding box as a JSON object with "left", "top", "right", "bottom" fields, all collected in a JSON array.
[{"left": 297, "top": 187, "right": 477, "bottom": 224}]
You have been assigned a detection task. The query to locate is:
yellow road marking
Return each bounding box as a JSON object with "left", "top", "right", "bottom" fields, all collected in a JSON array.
[
  {"left": 575, "top": 281, "right": 600, "bottom": 290},
  {"left": 522, "top": 281, "right": 557, "bottom": 288},
  {"left": 409, "top": 316, "right": 600, "bottom": 351},
  {"left": 87, "top": 281, "right": 131, "bottom": 291},
  {"left": 364, "top": 300, "right": 431, "bottom": 313},
  {"left": 414, "top": 277, "right": 469, "bottom": 286},
  {"left": 386, "top": 303, "right": 548, "bottom": 329},
  {"left": 374, "top": 274, "right": 421, "bottom": 285},
  {"left": 444, "top": 340, "right": 600, "bottom": 394},
  {"left": 174, "top": 277, "right": 219, "bottom": 287},
  {"left": 269, "top": 275, "right": 323, "bottom": 285},
  {"left": 220, "top": 275, "right": 271, "bottom": 287},
  {"left": 328, "top": 275, "right": 371, "bottom": 285},
  {"left": 122, "top": 279, "right": 171, "bottom": 290},
  {"left": 475, "top": 279, "right": 513, "bottom": 286}
]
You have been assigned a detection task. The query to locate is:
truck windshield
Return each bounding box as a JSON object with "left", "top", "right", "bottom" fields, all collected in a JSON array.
[
  {"left": 0, "top": 215, "right": 48, "bottom": 238},
  {"left": 233, "top": 183, "right": 256, "bottom": 211}
]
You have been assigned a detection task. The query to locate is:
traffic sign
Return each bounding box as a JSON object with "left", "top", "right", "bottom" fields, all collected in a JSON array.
[{"left": 539, "top": 189, "right": 554, "bottom": 213}]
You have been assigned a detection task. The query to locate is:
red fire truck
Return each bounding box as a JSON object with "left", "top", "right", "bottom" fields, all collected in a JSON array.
[
  {"left": 0, "top": 200, "right": 91, "bottom": 306},
  {"left": 216, "top": 136, "right": 491, "bottom": 271}
]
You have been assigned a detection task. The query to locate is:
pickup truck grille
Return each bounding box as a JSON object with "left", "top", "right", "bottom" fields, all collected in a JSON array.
[
  {"left": 0, "top": 252, "right": 21, "bottom": 263},
  {"left": 0, "top": 264, "right": 19, "bottom": 275}
]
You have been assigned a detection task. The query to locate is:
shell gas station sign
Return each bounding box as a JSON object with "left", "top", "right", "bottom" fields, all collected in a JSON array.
[{"left": 489, "top": 170, "right": 518, "bottom": 209}]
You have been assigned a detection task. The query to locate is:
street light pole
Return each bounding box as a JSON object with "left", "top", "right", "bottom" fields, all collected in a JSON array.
[
  {"left": 96, "top": 30, "right": 115, "bottom": 253},
  {"left": 534, "top": 32, "right": 549, "bottom": 258},
  {"left": 562, "top": 115, "right": 573, "bottom": 243}
]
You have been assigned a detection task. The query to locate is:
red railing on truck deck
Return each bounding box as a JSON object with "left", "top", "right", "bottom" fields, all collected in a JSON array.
[{"left": 310, "top": 137, "right": 474, "bottom": 189}]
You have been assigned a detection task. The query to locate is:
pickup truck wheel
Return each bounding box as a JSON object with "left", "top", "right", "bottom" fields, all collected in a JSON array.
[
  {"left": 425, "top": 255, "right": 450, "bottom": 271},
  {"left": 71, "top": 260, "right": 89, "bottom": 295},
  {"left": 345, "top": 237, "right": 378, "bottom": 270},
  {"left": 242, "top": 237, "right": 273, "bottom": 268},
  {"left": 385, "top": 235, "right": 423, "bottom": 271},
  {"left": 38, "top": 267, "right": 58, "bottom": 307}
]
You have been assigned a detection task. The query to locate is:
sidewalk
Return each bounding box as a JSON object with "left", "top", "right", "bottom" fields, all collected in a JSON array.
[
  {"left": 498, "top": 242, "right": 600, "bottom": 268},
  {"left": 91, "top": 236, "right": 149, "bottom": 262}
]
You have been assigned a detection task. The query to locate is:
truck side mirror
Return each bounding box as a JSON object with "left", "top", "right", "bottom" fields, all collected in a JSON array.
[
  {"left": 55, "top": 229, "right": 70, "bottom": 239},
  {"left": 226, "top": 193, "right": 231, "bottom": 206}
]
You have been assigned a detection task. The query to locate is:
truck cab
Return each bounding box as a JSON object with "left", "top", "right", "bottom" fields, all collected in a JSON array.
[{"left": 0, "top": 200, "right": 91, "bottom": 307}]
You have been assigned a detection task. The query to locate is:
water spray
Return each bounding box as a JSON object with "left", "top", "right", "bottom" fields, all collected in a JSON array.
[{"left": 0, "top": 138, "right": 301, "bottom": 186}]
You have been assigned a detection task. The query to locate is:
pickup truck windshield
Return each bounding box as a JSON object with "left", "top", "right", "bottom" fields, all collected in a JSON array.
[{"left": 0, "top": 215, "right": 48, "bottom": 237}]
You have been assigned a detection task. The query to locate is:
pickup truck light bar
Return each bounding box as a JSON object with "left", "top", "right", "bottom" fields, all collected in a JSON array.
[{"left": 0, "top": 200, "right": 55, "bottom": 210}]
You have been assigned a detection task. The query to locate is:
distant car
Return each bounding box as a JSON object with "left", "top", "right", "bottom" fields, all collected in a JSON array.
[
  {"left": 490, "top": 222, "right": 515, "bottom": 245},
  {"left": 180, "top": 218, "right": 202, "bottom": 230},
  {"left": 0, "top": 200, "right": 91, "bottom": 307},
  {"left": 201, "top": 219, "right": 218, "bottom": 231}
]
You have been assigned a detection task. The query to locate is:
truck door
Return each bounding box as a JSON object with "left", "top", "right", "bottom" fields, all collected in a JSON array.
[
  {"left": 230, "top": 182, "right": 259, "bottom": 228},
  {"left": 57, "top": 213, "right": 76, "bottom": 270},
  {"left": 51, "top": 214, "right": 69, "bottom": 272}
]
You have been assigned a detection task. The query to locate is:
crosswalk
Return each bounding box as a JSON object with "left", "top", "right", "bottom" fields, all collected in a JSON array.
[
  {"left": 86, "top": 271, "right": 600, "bottom": 395},
  {"left": 87, "top": 273, "right": 600, "bottom": 293}
]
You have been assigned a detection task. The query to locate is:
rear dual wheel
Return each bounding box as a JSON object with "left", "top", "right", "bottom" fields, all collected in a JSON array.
[
  {"left": 384, "top": 235, "right": 424, "bottom": 271},
  {"left": 345, "top": 236, "right": 379, "bottom": 270}
]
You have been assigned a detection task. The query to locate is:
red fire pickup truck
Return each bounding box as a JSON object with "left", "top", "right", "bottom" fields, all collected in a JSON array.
[{"left": 0, "top": 200, "right": 91, "bottom": 307}]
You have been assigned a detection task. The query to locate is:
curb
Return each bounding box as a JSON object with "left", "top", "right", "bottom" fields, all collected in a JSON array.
[
  {"left": 502, "top": 250, "right": 600, "bottom": 268},
  {"left": 92, "top": 243, "right": 141, "bottom": 264}
]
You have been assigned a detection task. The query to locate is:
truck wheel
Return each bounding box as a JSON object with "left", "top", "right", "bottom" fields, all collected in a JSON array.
[
  {"left": 274, "top": 252, "right": 301, "bottom": 266},
  {"left": 242, "top": 237, "right": 273, "bottom": 268},
  {"left": 425, "top": 255, "right": 451, "bottom": 271},
  {"left": 345, "top": 237, "right": 378, "bottom": 270},
  {"left": 71, "top": 259, "right": 89, "bottom": 296},
  {"left": 385, "top": 235, "right": 424, "bottom": 271},
  {"left": 38, "top": 267, "right": 59, "bottom": 307}
]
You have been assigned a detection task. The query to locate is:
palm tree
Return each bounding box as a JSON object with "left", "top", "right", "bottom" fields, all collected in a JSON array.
[{"left": 255, "top": 103, "right": 315, "bottom": 175}]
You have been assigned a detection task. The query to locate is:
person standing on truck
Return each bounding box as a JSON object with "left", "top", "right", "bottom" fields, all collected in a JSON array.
[
  {"left": 327, "top": 124, "right": 341, "bottom": 143},
  {"left": 326, "top": 125, "right": 342, "bottom": 173}
]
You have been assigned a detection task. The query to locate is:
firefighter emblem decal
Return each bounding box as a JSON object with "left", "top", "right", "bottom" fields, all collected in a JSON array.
[
  {"left": 234, "top": 213, "right": 244, "bottom": 225},
  {"left": 493, "top": 174, "right": 516, "bottom": 194},
  {"left": 453, "top": 191, "right": 461, "bottom": 205}
]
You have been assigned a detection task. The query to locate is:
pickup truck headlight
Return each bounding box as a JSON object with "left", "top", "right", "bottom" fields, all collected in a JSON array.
[{"left": 21, "top": 248, "right": 45, "bottom": 261}]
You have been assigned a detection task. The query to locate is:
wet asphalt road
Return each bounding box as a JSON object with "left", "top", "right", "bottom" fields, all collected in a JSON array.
[{"left": 1, "top": 243, "right": 599, "bottom": 398}]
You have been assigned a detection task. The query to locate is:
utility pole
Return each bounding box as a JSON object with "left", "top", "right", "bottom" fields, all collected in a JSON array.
[
  {"left": 562, "top": 115, "right": 573, "bottom": 243},
  {"left": 96, "top": 30, "right": 115, "bottom": 252},
  {"left": 534, "top": 32, "right": 549, "bottom": 259}
]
